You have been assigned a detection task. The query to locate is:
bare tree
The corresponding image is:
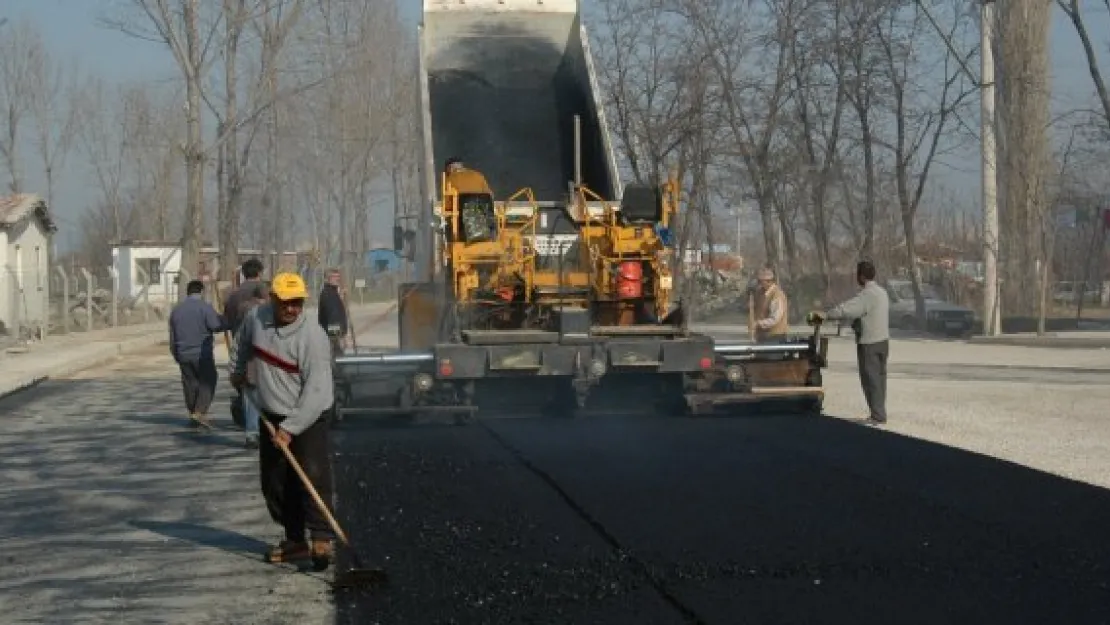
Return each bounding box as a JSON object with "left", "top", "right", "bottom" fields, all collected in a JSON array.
[
  {"left": 0, "top": 16, "right": 38, "bottom": 193},
  {"left": 27, "top": 34, "right": 80, "bottom": 213},
  {"left": 104, "top": 0, "right": 312, "bottom": 285},
  {"left": 1056, "top": 0, "right": 1110, "bottom": 136},
  {"left": 680, "top": 0, "right": 800, "bottom": 273},
  {"left": 995, "top": 0, "right": 1053, "bottom": 316},
  {"left": 876, "top": 0, "right": 977, "bottom": 324}
]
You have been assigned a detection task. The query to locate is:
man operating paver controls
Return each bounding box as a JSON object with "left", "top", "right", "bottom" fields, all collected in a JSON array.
[{"left": 230, "top": 272, "right": 337, "bottom": 570}]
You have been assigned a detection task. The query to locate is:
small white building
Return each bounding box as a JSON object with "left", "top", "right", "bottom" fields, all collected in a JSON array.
[
  {"left": 0, "top": 193, "right": 56, "bottom": 336},
  {"left": 111, "top": 240, "right": 186, "bottom": 303}
]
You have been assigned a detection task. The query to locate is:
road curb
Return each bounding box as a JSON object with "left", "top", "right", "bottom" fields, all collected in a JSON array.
[
  {"left": 967, "top": 336, "right": 1110, "bottom": 349},
  {"left": 0, "top": 333, "right": 169, "bottom": 401}
]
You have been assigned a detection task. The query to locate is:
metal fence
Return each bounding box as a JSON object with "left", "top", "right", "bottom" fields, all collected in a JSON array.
[{"left": 1, "top": 263, "right": 156, "bottom": 348}]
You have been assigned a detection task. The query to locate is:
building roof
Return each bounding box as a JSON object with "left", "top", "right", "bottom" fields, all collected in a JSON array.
[
  {"left": 0, "top": 193, "right": 57, "bottom": 233},
  {"left": 110, "top": 239, "right": 304, "bottom": 256}
]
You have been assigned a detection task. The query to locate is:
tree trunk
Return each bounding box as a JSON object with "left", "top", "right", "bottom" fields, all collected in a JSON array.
[
  {"left": 219, "top": 5, "right": 242, "bottom": 283},
  {"left": 181, "top": 0, "right": 204, "bottom": 294}
]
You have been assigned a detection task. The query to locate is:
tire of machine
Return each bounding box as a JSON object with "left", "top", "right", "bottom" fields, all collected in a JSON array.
[
  {"left": 804, "top": 368, "right": 824, "bottom": 416},
  {"left": 328, "top": 382, "right": 352, "bottom": 425}
]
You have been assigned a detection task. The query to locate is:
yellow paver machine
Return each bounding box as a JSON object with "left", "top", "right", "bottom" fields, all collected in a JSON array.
[{"left": 332, "top": 0, "right": 826, "bottom": 421}]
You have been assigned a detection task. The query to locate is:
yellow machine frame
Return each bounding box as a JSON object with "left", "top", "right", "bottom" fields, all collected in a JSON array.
[{"left": 437, "top": 173, "right": 681, "bottom": 324}]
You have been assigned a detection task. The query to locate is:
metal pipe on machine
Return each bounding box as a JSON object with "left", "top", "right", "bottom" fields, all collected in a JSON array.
[
  {"left": 713, "top": 343, "right": 811, "bottom": 355},
  {"left": 335, "top": 353, "right": 435, "bottom": 366}
]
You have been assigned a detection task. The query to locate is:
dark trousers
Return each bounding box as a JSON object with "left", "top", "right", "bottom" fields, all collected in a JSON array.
[
  {"left": 259, "top": 411, "right": 335, "bottom": 543},
  {"left": 178, "top": 354, "right": 218, "bottom": 414},
  {"left": 857, "top": 340, "right": 889, "bottom": 421}
]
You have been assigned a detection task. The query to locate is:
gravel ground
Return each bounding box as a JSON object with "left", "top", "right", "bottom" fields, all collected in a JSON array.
[
  {"left": 823, "top": 369, "right": 1110, "bottom": 489},
  {"left": 0, "top": 310, "right": 392, "bottom": 625},
  {"left": 0, "top": 353, "right": 333, "bottom": 625}
]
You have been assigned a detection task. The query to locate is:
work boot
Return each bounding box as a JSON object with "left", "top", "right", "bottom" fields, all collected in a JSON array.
[
  {"left": 189, "top": 412, "right": 213, "bottom": 430},
  {"left": 265, "top": 540, "right": 310, "bottom": 564},
  {"left": 311, "top": 538, "right": 335, "bottom": 572}
]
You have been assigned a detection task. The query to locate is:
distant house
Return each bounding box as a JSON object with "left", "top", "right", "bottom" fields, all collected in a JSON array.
[
  {"left": 366, "top": 248, "right": 402, "bottom": 274},
  {"left": 0, "top": 194, "right": 57, "bottom": 335}
]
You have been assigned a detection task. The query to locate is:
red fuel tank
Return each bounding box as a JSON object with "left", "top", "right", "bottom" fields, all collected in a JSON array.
[{"left": 616, "top": 261, "right": 643, "bottom": 299}]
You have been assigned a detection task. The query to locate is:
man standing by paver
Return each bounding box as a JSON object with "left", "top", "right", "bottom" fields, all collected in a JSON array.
[
  {"left": 809, "top": 260, "right": 891, "bottom": 426},
  {"left": 748, "top": 266, "right": 789, "bottom": 343},
  {"left": 168, "top": 279, "right": 225, "bottom": 429},
  {"left": 317, "top": 268, "right": 349, "bottom": 356},
  {"left": 223, "top": 258, "right": 266, "bottom": 448},
  {"left": 231, "top": 272, "right": 337, "bottom": 570}
]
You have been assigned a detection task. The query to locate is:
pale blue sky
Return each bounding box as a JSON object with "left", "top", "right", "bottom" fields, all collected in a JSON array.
[{"left": 3, "top": 0, "right": 1108, "bottom": 247}]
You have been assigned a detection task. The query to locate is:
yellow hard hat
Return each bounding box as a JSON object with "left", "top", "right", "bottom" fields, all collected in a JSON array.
[{"left": 270, "top": 272, "right": 308, "bottom": 301}]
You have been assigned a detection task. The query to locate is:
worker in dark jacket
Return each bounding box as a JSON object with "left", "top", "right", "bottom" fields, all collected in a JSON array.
[
  {"left": 223, "top": 258, "right": 266, "bottom": 447},
  {"left": 223, "top": 258, "right": 265, "bottom": 332},
  {"left": 317, "top": 268, "right": 348, "bottom": 355},
  {"left": 168, "top": 280, "right": 226, "bottom": 429}
]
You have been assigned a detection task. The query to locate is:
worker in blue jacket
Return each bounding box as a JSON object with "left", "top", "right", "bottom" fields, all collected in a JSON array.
[{"left": 168, "top": 279, "right": 226, "bottom": 429}]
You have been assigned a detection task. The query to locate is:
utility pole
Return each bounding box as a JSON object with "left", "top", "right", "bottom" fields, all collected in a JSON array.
[{"left": 981, "top": 0, "right": 1001, "bottom": 335}]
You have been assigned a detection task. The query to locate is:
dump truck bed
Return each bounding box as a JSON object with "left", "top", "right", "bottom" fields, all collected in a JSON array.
[{"left": 419, "top": 0, "right": 621, "bottom": 203}]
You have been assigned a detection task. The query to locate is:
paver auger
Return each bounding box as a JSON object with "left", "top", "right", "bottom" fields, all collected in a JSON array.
[{"left": 330, "top": 0, "right": 826, "bottom": 421}]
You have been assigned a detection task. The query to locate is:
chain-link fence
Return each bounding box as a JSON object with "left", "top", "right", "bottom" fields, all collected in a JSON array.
[{"left": 0, "top": 263, "right": 167, "bottom": 349}]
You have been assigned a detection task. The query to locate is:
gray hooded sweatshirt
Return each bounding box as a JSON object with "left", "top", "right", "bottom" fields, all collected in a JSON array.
[{"left": 233, "top": 303, "right": 334, "bottom": 435}]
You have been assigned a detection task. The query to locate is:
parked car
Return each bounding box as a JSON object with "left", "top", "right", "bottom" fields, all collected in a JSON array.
[
  {"left": 884, "top": 279, "right": 975, "bottom": 336},
  {"left": 1052, "top": 281, "right": 1101, "bottom": 305}
]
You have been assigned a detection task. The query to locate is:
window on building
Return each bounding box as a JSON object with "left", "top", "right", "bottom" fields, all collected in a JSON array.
[
  {"left": 34, "top": 246, "right": 42, "bottom": 290},
  {"left": 14, "top": 244, "right": 22, "bottom": 290},
  {"left": 137, "top": 258, "right": 161, "bottom": 285}
]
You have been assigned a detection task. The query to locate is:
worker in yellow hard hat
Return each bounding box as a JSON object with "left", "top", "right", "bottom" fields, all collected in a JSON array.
[{"left": 231, "top": 271, "right": 338, "bottom": 570}]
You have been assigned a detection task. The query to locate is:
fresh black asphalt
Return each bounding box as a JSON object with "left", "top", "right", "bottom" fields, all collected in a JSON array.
[{"left": 331, "top": 413, "right": 1110, "bottom": 625}]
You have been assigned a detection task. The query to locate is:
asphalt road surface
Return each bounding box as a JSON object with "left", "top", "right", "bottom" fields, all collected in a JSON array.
[
  {"left": 332, "top": 412, "right": 1110, "bottom": 625},
  {"left": 2, "top": 346, "right": 1109, "bottom": 624}
]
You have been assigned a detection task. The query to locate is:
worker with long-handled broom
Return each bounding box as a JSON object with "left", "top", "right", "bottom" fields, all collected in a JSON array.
[{"left": 230, "top": 272, "right": 339, "bottom": 570}]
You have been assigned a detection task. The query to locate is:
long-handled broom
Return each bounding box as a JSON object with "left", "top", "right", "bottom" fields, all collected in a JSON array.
[{"left": 260, "top": 418, "right": 388, "bottom": 589}]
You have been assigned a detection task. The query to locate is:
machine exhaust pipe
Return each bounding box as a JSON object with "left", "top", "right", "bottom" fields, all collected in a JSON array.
[{"left": 573, "top": 114, "right": 582, "bottom": 188}]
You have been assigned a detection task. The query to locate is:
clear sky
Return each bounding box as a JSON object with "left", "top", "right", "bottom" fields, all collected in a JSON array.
[{"left": 3, "top": 0, "right": 1108, "bottom": 247}]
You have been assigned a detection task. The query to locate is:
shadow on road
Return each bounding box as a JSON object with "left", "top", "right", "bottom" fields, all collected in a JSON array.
[
  {"left": 129, "top": 519, "right": 268, "bottom": 554},
  {"left": 0, "top": 374, "right": 305, "bottom": 624},
  {"left": 331, "top": 410, "right": 1110, "bottom": 625}
]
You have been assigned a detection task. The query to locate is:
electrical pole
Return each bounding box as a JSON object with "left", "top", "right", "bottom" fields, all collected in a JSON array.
[{"left": 981, "top": 0, "right": 1001, "bottom": 335}]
